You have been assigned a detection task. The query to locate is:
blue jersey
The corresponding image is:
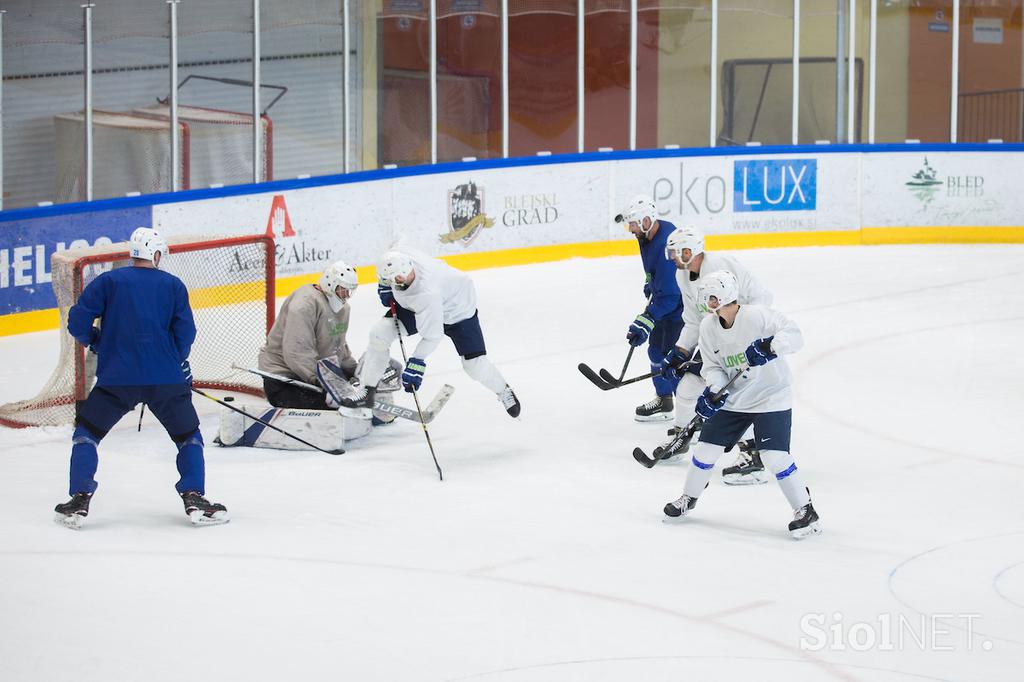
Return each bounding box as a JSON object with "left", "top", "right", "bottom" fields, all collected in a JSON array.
[
  {"left": 639, "top": 220, "right": 682, "bottom": 321},
  {"left": 67, "top": 266, "right": 196, "bottom": 386}
]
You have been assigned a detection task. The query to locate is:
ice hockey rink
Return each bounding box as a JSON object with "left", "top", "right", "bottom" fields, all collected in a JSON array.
[{"left": 1, "top": 243, "right": 1021, "bottom": 682}]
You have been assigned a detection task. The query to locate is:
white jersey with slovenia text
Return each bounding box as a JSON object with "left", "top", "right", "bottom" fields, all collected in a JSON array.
[
  {"left": 391, "top": 247, "right": 478, "bottom": 360},
  {"left": 677, "top": 252, "right": 773, "bottom": 352},
  {"left": 697, "top": 304, "right": 803, "bottom": 413}
]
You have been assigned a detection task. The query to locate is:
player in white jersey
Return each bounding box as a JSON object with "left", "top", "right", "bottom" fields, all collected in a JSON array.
[
  {"left": 662, "top": 271, "right": 820, "bottom": 538},
  {"left": 340, "top": 248, "right": 521, "bottom": 419},
  {"left": 655, "top": 226, "right": 773, "bottom": 483}
]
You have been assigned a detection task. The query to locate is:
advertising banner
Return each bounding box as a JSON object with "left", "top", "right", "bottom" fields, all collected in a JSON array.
[
  {"left": 862, "top": 152, "right": 1018, "bottom": 228},
  {"left": 610, "top": 153, "right": 860, "bottom": 236},
  {"left": 0, "top": 207, "right": 150, "bottom": 316}
]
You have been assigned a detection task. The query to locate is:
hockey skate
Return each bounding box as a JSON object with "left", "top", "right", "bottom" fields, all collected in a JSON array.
[
  {"left": 181, "top": 491, "right": 229, "bottom": 526},
  {"left": 654, "top": 425, "right": 697, "bottom": 462},
  {"left": 788, "top": 501, "right": 821, "bottom": 539},
  {"left": 498, "top": 385, "right": 521, "bottom": 418},
  {"left": 722, "top": 440, "right": 769, "bottom": 485},
  {"left": 663, "top": 493, "right": 697, "bottom": 519},
  {"left": 338, "top": 385, "right": 376, "bottom": 420},
  {"left": 54, "top": 492, "right": 92, "bottom": 530},
  {"left": 635, "top": 395, "right": 673, "bottom": 423}
]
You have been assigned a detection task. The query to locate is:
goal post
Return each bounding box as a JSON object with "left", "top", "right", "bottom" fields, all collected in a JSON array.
[{"left": 0, "top": 234, "right": 276, "bottom": 429}]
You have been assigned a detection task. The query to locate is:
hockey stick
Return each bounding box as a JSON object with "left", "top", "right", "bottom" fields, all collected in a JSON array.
[
  {"left": 632, "top": 369, "right": 744, "bottom": 469},
  {"left": 392, "top": 310, "right": 443, "bottom": 481},
  {"left": 190, "top": 387, "right": 345, "bottom": 455},
  {"left": 232, "top": 364, "right": 453, "bottom": 424},
  {"left": 598, "top": 353, "right": 702, "bottom": 388},
  {"left": 615, "top": 345, "right": 636, "bottom": 382}
]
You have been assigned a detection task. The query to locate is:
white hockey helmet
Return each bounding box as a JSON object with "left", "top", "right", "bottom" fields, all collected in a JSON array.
[
  {"left": 378, "top": 250, "right": 415, "bottom": 288},
  {"left": 128, "top": 227, "right": 168, "bottom": 264},
  {"left": 665, "top": 226, "right": 704, "bottom": 268},
  {"left": 616, "top": 194, "right": 658, "bottom": 235},
  {"left": 319, "top": 260, "right": 358, "bottom": 313},
  {"left": 696, "top": 270, "right": 739, "bottom": 313}
]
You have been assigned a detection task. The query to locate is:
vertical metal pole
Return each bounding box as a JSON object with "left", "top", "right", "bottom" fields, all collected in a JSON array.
[
  {"left": 83, "top": 4, "right": 95, "bottom": 202},
  {"left": 0, "top": 10, "right": 6, "bottom": 211},
  {"left": 343, "top": 0, "right": 350, "bottom": 172},
  {"left": 868, "top": 0, "right": 876, "bottom": 143},
  {"left": 847, "top": 0, "right": 856, "bottom": 142},
  {"left": 792, "top": 0, "right": 800, "bottom": 145},
  {"left": 629, "top": 0, "right": 637, "bottom": 150},
  {"left": 430, "top": 0, "right": 437, "bottom": 163},
  {"left": 168, "top": 0, "right": 180, "bottom": 192},
  {"left": 951, "top": 0, "right": 959, "bottom": 142},
  {"left": 253, "top": 0, "right": 262, "bottom": 183},
  {"left": 836, "top": 0, "right": 846, "bottom": 142},
  {"left": 501, "top": 0, "right": 509, "bottom": 158},
  {"left": 710, "top": 0, "right": 718, "bottom": 147},
  {"left": 577, "top": 0, "right": 584, "bottom": 153}
]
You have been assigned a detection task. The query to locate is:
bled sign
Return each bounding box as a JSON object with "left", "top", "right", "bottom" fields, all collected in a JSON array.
[{"left": 733, "top": 159, "right": 817, "bottom": 212}]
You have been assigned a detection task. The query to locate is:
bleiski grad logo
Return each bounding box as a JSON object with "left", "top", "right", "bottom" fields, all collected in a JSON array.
[{"left": 439, "top": 181, "right": 495, "bottom": 246}]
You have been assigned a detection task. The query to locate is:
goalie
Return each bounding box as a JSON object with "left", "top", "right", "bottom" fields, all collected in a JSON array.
[{"left": 217, "top": 261, "right": 404, "bottom": 452}]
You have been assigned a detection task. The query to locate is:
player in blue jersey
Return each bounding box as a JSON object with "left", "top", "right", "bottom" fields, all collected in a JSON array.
[
  {"left": 53, "top": 228, "right": 228, "bottom": 529},
  {"left": 618, "top": 195, "right": 683, "bottom": 422}
]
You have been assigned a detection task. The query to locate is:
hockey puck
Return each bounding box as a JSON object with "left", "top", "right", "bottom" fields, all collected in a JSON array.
[{"left": 224, "top": 396, "right": 234, "bottom": 402}]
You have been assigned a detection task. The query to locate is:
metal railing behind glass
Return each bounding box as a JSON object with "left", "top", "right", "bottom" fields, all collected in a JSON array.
[{"left": 958, "top": 88, "right": 1024, "bottom": 144}]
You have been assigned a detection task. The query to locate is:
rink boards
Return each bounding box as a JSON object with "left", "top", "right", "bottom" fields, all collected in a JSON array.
[{"left": 2, "top": 143, "right": 1023, "bottom": 334}]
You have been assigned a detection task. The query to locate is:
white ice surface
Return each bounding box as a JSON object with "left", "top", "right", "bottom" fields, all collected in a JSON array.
[{"left": 1, "top": 245, "right": 1022, "bottom": 682}]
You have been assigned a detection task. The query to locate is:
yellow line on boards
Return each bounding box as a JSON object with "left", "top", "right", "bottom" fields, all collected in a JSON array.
[{"left": 3, "top": 227, "right": 1022, "bottom": 336}]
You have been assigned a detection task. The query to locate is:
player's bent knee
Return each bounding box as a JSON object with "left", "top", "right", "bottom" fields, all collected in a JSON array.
[
  {"left": 367, "top": 317, "right": 398, "bottom": 350},
  {"left": 72, "top": 424, "right": 101, "bottom": 446},
  {"left": 760, "top": 449, "right": 796, "bottom": 477},
  {"left": 676, "top": 373, "right": 704, "bottom": 401},
  {"left": 173, "top": 429, "right": 204, "bottom": 450}
]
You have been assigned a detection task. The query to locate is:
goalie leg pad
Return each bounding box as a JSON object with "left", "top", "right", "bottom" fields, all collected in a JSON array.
[{"left": 217, "top": 402, "right": 347, "bottom": 451}]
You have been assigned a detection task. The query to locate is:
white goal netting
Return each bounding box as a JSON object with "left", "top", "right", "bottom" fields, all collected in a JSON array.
[{"left": 0, "top": 234, "right": 276, "bottom": 428}]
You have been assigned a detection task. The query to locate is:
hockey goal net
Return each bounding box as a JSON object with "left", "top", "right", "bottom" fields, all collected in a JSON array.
[
  {"left": 54, "top": 105, "right": 272, "bottom": 202},
  {"left": 0, "top": 234, "right": 276, "bottom": 429}
]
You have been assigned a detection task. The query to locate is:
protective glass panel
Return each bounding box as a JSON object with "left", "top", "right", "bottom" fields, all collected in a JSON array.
[
  {"left": 957, "top": 0, "right": 1023, "bottom": 142},
  {"left": 584, "top": 0, "right": 631, "bottom": 151},
  {"left": 437, "top": 0, "right": 501, "bottom": 162},
  {"left": 176, "top": 0, "right": 259, "bottom": 187},
  {"left": 876, "top": 0, "right": 951, "bottom": 142},
  {"left": 650, "top": 0, "right": 713, "bottom": 149},
  {"left": 261, "top": 0, "right": 349, "bottom": 177},
  {"left": 718, "top": 0, "right": 794, "bottom": 146},
  {"left": 2, "top": 5, "right": 85, "bottom": 207},
  {"left": 508, "top": 0, "right": 579, "bottom": 156},
  {"left": 377, "top": 1, "right": 431, "bottom": 167}
]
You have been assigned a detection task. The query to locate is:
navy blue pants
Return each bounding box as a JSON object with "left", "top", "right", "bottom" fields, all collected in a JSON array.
[
  {"left": 698, "top": 408, "right": 793, "bottom": 453},
  {"left": 648, "top": 315, "right": 684, "bottom": 396},
  {"left": 71, "top": 383, "right": 205, "bottom": 495},
  {"left": 391, "top": 306, "right": 487, "bottom": 359}
]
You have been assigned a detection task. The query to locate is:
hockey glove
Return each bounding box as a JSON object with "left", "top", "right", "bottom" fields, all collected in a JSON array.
[
  {"left": 661, "top": 347, "right": 691, "bottom": 378},
  {"left": 378, "top": 283, "right": 396, "bottom": 308},
  {"left": 695, "top": 386, "right": 727, "bottom": 420},
  {"left": 744, "top": 336, "right": 777, "bottom": 367},
  {"left": 626, "top": 313, "right": 655, "bottom": 347},
  {"left": 87, "top": 327, "right": 101, "bottom": 354},
  {"left": 181, "top": 360, "right": 193, "bottom": 386},
  {"left": 401, "top": 357, "right": 426, "bottom": 392}
]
